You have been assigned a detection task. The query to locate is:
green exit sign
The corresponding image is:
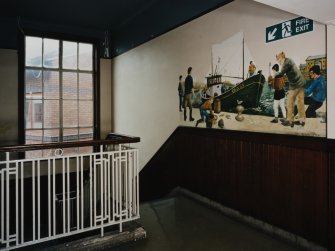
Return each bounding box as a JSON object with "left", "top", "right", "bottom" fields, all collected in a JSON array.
[{"left": 266, "top": 17, "right": 313, "bottom": 43}]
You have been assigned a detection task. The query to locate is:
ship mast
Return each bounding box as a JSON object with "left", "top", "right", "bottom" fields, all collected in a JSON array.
[
  {"left": 242, "top": 35, "right": 245, "bottom": 80},
  {"left": 211, "top": 48, "right": 214, "bottom": 76}
]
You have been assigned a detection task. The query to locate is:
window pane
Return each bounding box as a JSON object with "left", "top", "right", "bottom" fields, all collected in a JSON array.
[
  {"left": 79, "top": 73, "right": 93, "bottom": 99},
  {"left": 63, "top": 41, "right": 77, "bottom": 69},
  {"left": 44, "top": 100, "right": 59, "bottom": 128},
  {"left": 63, "top": 128, "right": 79, "bottom": 155},
  {"left": 44, "top": 71, "right": 59, "bottom": 99},
  {"left": 34, "top": 103, "right": 43, "bottom": 123},
  {"left": 79, "top": 128, "right": 93, "bottom": 141},
  {"left": 63, "top": 72, "right": 77, "bottom": 99},
  {"left": 79, "top": 128, "right": 93, "bottom": 154},
  {"left": 25, "top": 99, "right": 42, "bottom": 129},
  {"left": 25, "top": 129, "right": 43, "bottom": 158},
  {"left": 43, "top": 39, "right": 59, "bottom": 68},
  {"left": 25, "top": 129, "right": 42, "bottom": 145},
  {"left": 63, "top": 100, "right": 78, "bottom": 127},
  {"left": 25, "top": 70, "right": 42, "bottom": 95},
  {"left": 25, "top": 36, "right": 42, "bottom": 67},
  {"left": 63, "top": 128, "right": 79, "bottom": 141},
  {"left": 79, "top": 43, "right": 93, "bottom": 71},
  {"left": 43, "top": 129, "right": 59, "bottom": 143},
  {"left": 79, "top": 101, "right": 93, "bottom": 127}
]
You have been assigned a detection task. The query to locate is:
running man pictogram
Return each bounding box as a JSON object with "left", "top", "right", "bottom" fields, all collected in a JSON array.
[{"left": 282, "top": 21, "right": 292, "bottom": 37}]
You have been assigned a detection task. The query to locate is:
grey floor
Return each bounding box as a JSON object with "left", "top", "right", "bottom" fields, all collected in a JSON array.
[{"left": 112, "top": 195, "right": 304, "bottom": 251}]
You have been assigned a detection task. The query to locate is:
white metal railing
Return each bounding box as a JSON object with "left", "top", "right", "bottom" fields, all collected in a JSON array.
[{"left": 0, "top": 138, "right": 140, "bottom": 250}]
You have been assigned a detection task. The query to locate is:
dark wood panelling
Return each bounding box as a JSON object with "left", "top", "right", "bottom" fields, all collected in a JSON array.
[
  {"left": 141, "top": 126, "right": 334, "bottom": 249},
  {"left": 328, "top": 140, "right": 335, "bottom": 250},
  {"left": 139, "top": 133, "right": 178, "bottom": 202}
]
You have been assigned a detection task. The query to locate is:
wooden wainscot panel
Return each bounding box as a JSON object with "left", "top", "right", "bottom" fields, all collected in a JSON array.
[
  {"left": 328, "top": 139, "right": 335, "bottom": 250},
  {"left": 175, "top": 127, "right": 328, "bottom": 246}
]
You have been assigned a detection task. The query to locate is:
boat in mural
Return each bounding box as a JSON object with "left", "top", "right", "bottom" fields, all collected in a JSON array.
[
  {"left": 205, "top": 73, "right": 265, "bottom": 112},
  {"left": 202, "top": 32, "right": 265, "bottom": 112}
]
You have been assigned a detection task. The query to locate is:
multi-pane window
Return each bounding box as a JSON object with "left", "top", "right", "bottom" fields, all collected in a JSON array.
[{"left": 24, "top": 36, "right": 95, "bottom": 156}]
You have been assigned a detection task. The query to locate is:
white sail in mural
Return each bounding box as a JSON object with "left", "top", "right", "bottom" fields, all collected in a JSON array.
[{"left": 211, "top": 31, "right": 253, "bottom": 86}]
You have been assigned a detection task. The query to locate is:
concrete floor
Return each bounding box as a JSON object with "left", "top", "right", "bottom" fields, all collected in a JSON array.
[{"left": 111, "top": 195, "right": 304, "bottom": 251}]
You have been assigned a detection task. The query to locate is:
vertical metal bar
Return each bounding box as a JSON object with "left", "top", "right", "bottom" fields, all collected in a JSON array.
[
  {"left": 132, "top": 150, "right": 136, "bottom": 216},
  {"left": 115, "top": 153, "right": 119, "bottom": 219},
  {"left": 67, "top": 157, "right": 70, "bottom": 233},
  {"left": 118, "top": 146, "right": 122, "bottom": 231},
  {"left": 80, "top": 156, "right": 84, "bottom": 230},
  {"left": 107, "top": 154, "right": 111, "bottom": 222},
  {"left": 101, "top": 153, "right": 104, "bottom": 242},
  {"left": 32, "top": 160, "right": 35, "bottom": 241},
  {"left": 112, "top": 154, "right": 115, "bottom": 221},
  {"left": 132, "top": 150, "right": 136, "bottom": 217},
  {"left": 37, "top": 160, "right": 41, "bottom": 240},
  {"left": 76, "top": 156, "right": 79, "bottom": 231},
  {"left": 125, "top": 151, "right": 128, "bottom": 219},
  {"left": 62, "top": 158, "right": 65, "bottom": 234},
  {"left": 100, "top": 149, "right": 103, "bottom": 226},
  {"left": 94, "top": 155, "right": 97, "bottom": 227},
  {"left": 119, "top": 148, "right": 123, "bottom": 237},
  {"left": 89, "top": 155, "right": 92, "bottom": 228},
  {"left": 136, "top": 150, "right": 140, "bottom": 217},
  {"left": 117, "top": 151, "right": 120, "bottom": 220},
  {"left": 15, "top": 163, "right": 19, "bottom": 245},
  {"left": 48, "top": 159, "right": 51, "bottom": 237},
  {"left": 21, "top": 162, "right": 24, "bottom": 243},
  {"left": 136, "top": 150, "right": 138, "bottom": 216},
  {"left": 6, "top": 153, "right": 10, "bottom": 247},
  {"left": 1, "top": 167, "right": 4, "bottom": 243},
  {"left": 102, "top": 147, "right": 106, "bottom": 223},
  {"left": 52, "top": 159, "right": 56, "bottom": 236},
  {"left": 104, "top": 158, "right": 107, "bottom": 222},
  {"left": 129, "top": 152, "right": 133, "bottom": 217}
]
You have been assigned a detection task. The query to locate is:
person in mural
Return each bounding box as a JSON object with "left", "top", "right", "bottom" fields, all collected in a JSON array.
[
  {"left": 268, "top": 64, "right": 286, "bottom": 123},
  {"left": 275, "top": 52, "right": 305, "bottom": 127},
  {"left": 248, "top": 61, "right": 256, "bottom": 77},
  {"left": 178, "top": 75, "right": 184, "bottom": 112},
  {"left": 184, "top": 66, "right": 195, "bottom": 121},
  {"left": 304, "top": 65, "right": 326, "bottom": 118},
  {"left": 195, "top": 97, "right": 214, "bottom": 127}
]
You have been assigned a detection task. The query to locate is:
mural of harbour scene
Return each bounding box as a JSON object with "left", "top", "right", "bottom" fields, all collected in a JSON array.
[{"left": 178, "top": 32, "right": 326, "bottom": 137}]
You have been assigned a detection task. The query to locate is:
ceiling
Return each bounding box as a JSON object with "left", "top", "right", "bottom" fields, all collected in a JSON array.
[
  {"left": 253, "top": 0, "right": 335, "bottom": 25},
  {"left": 1, "top": 0, "right": 232, "bottom": 57},
  {"left": 2, "top": 0, "right": 334, "bottom": 57}
]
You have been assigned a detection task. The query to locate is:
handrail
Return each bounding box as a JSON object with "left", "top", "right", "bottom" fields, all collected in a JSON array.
[{"left": 0, "top": 133, "right": 140, "bottom": 152}]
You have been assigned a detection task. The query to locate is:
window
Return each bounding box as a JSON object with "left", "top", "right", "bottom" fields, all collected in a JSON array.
[{"left": 23, "top": 35, "right": 97, "bottom": 156}]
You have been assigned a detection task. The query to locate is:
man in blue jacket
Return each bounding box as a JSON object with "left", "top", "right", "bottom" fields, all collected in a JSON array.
[{"left": 304, "top": 65, "right": 326, "bottom": 118}]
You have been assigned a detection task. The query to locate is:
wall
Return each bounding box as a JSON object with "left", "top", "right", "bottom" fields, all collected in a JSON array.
[
  {"left": 0, "top": 49, "right": 18, "bottom": 143},
  {"left": 100, "top": 59, "right": 112, "bottom": 138},
  {"left": 327, "top": 24, "right": 335, "bottom": 138},
  {"left": 112, "top": 0, "right": 328, "bottom": 169}
]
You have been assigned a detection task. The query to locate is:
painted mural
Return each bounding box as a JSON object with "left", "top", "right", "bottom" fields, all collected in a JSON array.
[{"left": 178, "top": 22, "right": 326, "bottom": 137}]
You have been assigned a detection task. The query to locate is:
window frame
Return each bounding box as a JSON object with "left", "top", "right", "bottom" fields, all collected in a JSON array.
[{"left": 18, "top": 30, "right": 100, "bottom": 145}]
